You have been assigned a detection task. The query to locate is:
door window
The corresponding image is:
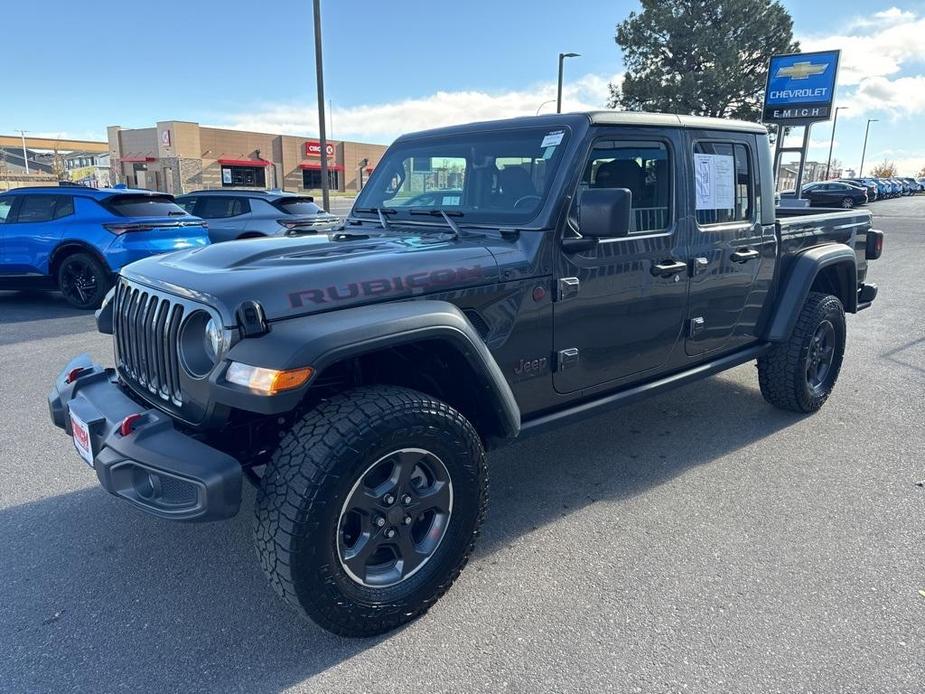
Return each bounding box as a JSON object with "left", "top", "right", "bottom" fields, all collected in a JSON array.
[
  {"left": 694, "top": 142, "right": 752, "bottom": 225},
  {"left": 15, "top": 195, "right": 58, "bottom": 223},
  {"left": 577, "top": 140, "right": 672, "bottom": 233},
  {"left": 195, "top": 196, "right": 247, "bottom": 218},
  {"left": 0, "top": 197, "right": 14, "bottom": 223}
]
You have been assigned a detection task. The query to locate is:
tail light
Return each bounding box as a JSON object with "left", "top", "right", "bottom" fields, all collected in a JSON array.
[
  {"left": 104, "top": 221, "right": 207, "bottom": 234},
  {"left": 866, "top": 229, "right": 883, "bottom": 260}
]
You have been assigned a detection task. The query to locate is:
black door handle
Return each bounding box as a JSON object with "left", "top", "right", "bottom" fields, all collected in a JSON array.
[
  {"left": 730, "top": 248, "right": 760, "bottom": 263},
  {"left": 650, "top": 259, "right": 687, "bottom": 277}
]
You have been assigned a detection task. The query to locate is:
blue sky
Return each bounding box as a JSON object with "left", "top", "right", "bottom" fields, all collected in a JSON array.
[{"left": 5, "top": 0, "right": 925, "bottom": 174}]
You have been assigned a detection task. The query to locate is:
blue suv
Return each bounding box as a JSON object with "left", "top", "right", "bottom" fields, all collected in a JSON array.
[{"left": 0, "top": 187, "right": 209, "bottom": 308}]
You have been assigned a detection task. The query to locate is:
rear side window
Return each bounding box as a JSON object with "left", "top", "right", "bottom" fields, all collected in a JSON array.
[
  {"left": 54, "top": 196, "right": 74, "bottom": 219},
  {"left": 195, "top": 196, "right": 249, "bottom": 219},
  {"left": 104, "top": 194, "right": 187, "bottom": 217},
  {"left": 273, "top": 197, "right": 323, "bottom": 215},
  {"left": 694, "top": 142, "right": 752, "bottom": 225}
]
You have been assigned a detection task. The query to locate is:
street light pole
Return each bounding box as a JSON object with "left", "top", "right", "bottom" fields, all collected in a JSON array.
[
  {"left": 825, "top": 106, "right": 847, "bottom": 180},
  {"left": 556, "top": 52, "right": 580, "bottom": 113},
  {"left": 18, "top": 130, "right": 29, "bottom": 175},
  {"left": 536, "top": 99, "right": 556, "bottom": 116},
  {"left": 859, "top": 118, "right": 878, "bottom": 177},
  {"left": 312, "top": 0, "right": 330, "bottom": 211}
]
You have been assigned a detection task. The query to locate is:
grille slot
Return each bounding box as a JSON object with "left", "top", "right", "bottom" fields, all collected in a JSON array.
[{"left": 114, "top": 279, "right": 185, "bottom": 405}]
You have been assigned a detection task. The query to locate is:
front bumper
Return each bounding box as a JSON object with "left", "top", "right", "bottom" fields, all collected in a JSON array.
[{"left": 48, "top": 354, "right": 242, "bottom": 522}]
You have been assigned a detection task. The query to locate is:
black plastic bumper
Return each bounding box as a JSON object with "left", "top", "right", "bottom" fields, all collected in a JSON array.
[{"left": 48, "top": 354, "right": 242, "bottom": 522}]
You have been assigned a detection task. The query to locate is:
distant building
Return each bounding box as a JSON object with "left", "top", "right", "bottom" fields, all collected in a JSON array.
[
  {"left": 64, "top": 151, "right": 111, "bottom": 188},
  {"left": 107, "top": 121, "right": 388, "bottom": 196}
]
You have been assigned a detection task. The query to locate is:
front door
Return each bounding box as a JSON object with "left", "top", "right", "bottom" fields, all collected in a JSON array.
[
  {"left": 685, "top": 134, "right": 771, "bottom": 356},
  {"left": 553, "top": 130, "right": 689, "bottom": 394}
]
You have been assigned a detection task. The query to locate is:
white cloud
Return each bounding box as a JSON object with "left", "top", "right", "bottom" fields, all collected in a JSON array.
[
  {"left": 797, "top": 6, "right": 925, "bottom": 121},
  {"left": 216, "top": 72, "right": 622, "bottom": 144}
]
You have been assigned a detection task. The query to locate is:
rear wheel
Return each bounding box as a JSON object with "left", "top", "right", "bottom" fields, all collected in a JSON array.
[
  {"left": 757, "top": 292, "right": 846, "bottom": 413},
  {"left": 841, "top": 196, "right": 854, "bottom": 209},
  {"left": 56, "top": 253, "right": 110, "bottom": 309},
  {"left": 254, "top": 385, "right": 487, "bottom": 637}
]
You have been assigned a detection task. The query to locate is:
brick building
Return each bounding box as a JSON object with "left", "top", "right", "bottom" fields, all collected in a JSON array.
[{"left": 107, "top": 121, "right": 387, "bottom": 196}]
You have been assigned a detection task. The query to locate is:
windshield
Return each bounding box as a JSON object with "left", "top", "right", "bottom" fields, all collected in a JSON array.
[
  {"left": 274, "top": 198, "right": 324, "bottom": 215},
  {"left": 354, "top": 126, "right": 570, "bottom": 224}
]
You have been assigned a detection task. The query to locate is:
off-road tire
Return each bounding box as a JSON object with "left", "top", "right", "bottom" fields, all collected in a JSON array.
[
  {"left": 56, "top": 252, "right": 111, "bottom": 309},
  {"left": 254, "top": 385, "right": 488, "bottom": 637},
  {"left": 757, "top": 292, "right": 846, "bottom": 413}
]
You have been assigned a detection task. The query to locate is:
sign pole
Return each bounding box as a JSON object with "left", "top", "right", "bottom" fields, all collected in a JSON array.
[
  {"left": 312, "top": 0, "right": 330, "bottom": 212},
  {"left": 793, "top": 124, "right": 812, "bottom": 201}
]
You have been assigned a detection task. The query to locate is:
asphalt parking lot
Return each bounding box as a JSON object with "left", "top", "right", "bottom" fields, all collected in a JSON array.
[{"left": 1, "top": 196, "right": 923, "bottom": 693}]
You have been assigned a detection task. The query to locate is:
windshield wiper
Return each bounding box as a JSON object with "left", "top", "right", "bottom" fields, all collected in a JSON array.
[
  {"left": 353, "top": 206, "right": 396, "bottom": 230},
  {"left": 408, "top": 208, "right": 462, "bottom": 239}
]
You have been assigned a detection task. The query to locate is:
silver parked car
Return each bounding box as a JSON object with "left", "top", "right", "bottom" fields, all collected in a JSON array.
[{"left": 175, "top": 190, "right": 340, "bottom": 242}]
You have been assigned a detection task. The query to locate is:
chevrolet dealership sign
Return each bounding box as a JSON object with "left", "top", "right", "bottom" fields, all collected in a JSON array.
[{"left": 762, "top": 50, "right": 840, "bottom": 124}]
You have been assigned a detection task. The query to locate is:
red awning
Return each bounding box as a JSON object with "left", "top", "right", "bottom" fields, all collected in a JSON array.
[
  {"left": 218, "top": 158, "right": 271, "bottom": 167},
  {"left": 121, "top": 156, "right": 156, "bottom": 163},
  {"left": 299, "top": 161, "right": 344, "bottom": 171}
]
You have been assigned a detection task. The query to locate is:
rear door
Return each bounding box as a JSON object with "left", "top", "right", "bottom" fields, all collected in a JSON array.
[
  {"left": 193, "top": 196, "right": 248, "bottom": 242},
  {"left": 1, "top": 194, "right": 72, "bottom": 275},
  {"left": 685, "top": 134, "right": 772, "bottom": 356},
  {"left": 553, "top": 129, "right": 690, "bottom": 394}
]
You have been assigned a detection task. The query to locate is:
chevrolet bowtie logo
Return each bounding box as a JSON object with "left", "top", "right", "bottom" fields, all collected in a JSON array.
[{"left": 777, "top": 61, "right": 828, "bottom": 80}]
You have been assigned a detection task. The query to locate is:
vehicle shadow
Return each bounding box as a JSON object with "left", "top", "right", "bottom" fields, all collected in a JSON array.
[
  {"left": 0, "top": 371, "right": 801, "bottom": 692},
  {"left": 0, "top": 291, "right": 97, "bottom": 346}
]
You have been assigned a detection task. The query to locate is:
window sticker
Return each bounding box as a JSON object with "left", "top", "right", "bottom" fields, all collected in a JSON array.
[
  {"left": 694, "top": 153, "right": 734, "bottom": 210},
  {"left": 541, "top": 131, "right": 565, "bottom": 148},
  {"left": 444, "top": 195, "right": 461, "bottom": 205}
]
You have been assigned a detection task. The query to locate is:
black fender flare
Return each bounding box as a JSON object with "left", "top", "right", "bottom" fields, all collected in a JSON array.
[
  {"left": 765, "top": 243, "right": 857, "bottom": 342},
  {"left": 49, "top": 240, "right": 112, "bottom": 278},
  {"left": 223, "top": 300, "right": 522, "bottom": 438}
]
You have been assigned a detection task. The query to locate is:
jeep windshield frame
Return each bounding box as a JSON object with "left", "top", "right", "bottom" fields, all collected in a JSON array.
[{"left": 353, "top": 126, "right": 571, "bottom": 226}]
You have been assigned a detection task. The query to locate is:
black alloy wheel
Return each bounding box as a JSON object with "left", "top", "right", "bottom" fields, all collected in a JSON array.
[
  {"left": 337, "top": 448, "right": 453, "bottom": 588},
  {"left": 57, "top": 253, "right": 110, "bottom": 309},
  {"left": 805, "top": 320, "right": 836, "bottom": 395}
]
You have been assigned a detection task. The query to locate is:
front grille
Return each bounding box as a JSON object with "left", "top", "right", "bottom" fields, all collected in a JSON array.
[{"left": 114, "top": 279, "right": 185, "bottom": 405}]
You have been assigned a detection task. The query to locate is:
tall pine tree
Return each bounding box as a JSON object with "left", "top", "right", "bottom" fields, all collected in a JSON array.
[{"left": 609, "top": 0, "right": 799, "bottom": 121}]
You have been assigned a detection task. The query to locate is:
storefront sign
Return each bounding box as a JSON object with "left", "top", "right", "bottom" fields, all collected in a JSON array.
[
  {"left": 762, "top": 50, "right": 840, "bottom": 124},
  {"left": 305, "top": 140, "right": 335, "bottom": 158}
]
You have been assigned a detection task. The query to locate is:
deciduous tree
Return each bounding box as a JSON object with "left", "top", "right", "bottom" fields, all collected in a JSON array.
[
  {"left": 870, "top": 160, "right": 897, "bottom": 178},
  {"left": 609, "top": 0, "right": 798, "bottom": 121}
]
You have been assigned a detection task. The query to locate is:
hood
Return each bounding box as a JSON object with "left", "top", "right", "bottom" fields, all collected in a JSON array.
[{"left": 121, "top": 228, "right": 500, "bottom": 325}]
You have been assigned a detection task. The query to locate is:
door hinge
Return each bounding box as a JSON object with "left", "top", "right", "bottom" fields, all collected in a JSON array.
[
  {"left": 556, "top": 347, "right": 580, "bottom": 371},
  {"left": 689, "top": 316, "right": 705, "bottom": 338},
  {"left": 556, "top": 277, "right": 580, "bottom": 302}
]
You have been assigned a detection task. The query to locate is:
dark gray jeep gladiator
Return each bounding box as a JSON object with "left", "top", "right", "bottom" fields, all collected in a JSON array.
[{"left": 49, "top": 112, "right": 882, "bottom": 637}]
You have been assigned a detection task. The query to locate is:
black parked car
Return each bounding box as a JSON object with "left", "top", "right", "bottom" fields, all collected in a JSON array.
[{"left": 781, "top": 182, "right": 868, "bottom": 208}]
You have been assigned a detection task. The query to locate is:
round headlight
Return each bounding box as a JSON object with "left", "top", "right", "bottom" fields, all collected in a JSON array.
[
  {"left": 204, "top": 318, "right": 223, "bottom": 361},
  {"left": 179, "top": 311, "right": 223, "bottom": 378}
]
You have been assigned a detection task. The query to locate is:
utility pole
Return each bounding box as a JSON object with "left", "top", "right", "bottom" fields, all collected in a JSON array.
[
  {"left": 18, "top": 130, "right": 29, "bottom": 175},
  {"left": 825, "top": 106, "right": 847, "bottom": 180},
  {"left": 556, "top": 52, "right": 580, "bottom": 113},
  {"left": 859, "top": 119, "right": 878, "bottom": 177},
  {"left": 312, "top": 0, "right": 330, "bottom": 211}
]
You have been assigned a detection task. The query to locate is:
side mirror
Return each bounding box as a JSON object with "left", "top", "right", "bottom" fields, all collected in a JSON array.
[{"left": 578, "top": 188, "right": 632, "bottom": 238}]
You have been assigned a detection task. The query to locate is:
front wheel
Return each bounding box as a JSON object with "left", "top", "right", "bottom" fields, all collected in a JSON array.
[
  {"left": 254, "top": 385, "right": 487, "bottom": 637},
  {"left": 841, "top": 196, "right": 854, "bottom": 209},
  {"left": 757, "top": 292, "right": 846, "bottom": 413},
  {"left": 56, "top": 253, "right": 111, "bottom": 309}
]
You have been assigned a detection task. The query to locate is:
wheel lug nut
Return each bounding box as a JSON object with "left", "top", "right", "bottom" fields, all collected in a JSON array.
[
  {"left": 383, "top": 494, "right": 395, "bottom": 505},
  {"left": 375, "top": 516, "right": 386, "bottom": 528},
  {"left": 403, "top": 515, "right": 412, "bottom": 525},
  {"left": 385, "top": 528, "right": 396, "bottom": 539},
  {"left": 401, "top": 494, "right": 412, "bottom": 505}
]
